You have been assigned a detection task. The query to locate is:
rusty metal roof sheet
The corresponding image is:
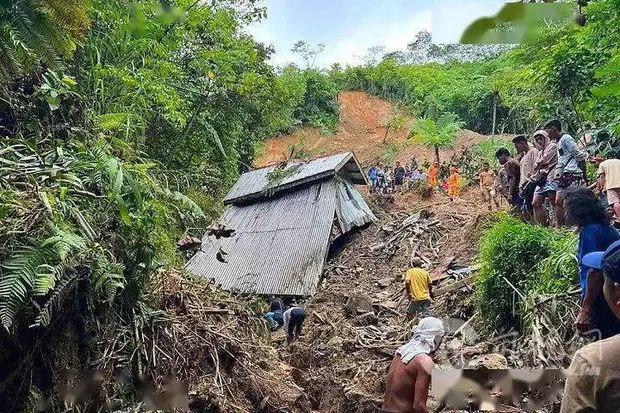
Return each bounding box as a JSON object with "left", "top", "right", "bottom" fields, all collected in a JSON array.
[
  {"left": 223, "top": 151, "right": 366, "bottom": 205},
  {"left": 186, "top": 180, "right": 338, "bottom": 296},
  {"left": 336, "top": 178, "right": 377, "bottom": 233}
]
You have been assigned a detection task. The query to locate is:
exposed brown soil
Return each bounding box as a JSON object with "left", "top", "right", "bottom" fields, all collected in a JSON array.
[
  {"left": 255, "top": 92, "right": 565, "bottom": 412},
  {"left": 255, "top": 91, "right": 489, "bottom": 169}
]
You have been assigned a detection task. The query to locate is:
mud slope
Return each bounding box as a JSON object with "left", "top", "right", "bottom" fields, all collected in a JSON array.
[{"left": 255, "top": 91, "right": 488, "bottom": 168}]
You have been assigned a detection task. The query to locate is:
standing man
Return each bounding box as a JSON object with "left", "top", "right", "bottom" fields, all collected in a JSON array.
[
  {"left": 513, "top": 135, "right": 539, "bottom": 216},
  {"left": 544, "top": 119, "right": 587, "bottom": 227},
  {"left": 283, "top": 305, "right": 306, "bottom": 342},
  {"left": 394, "top": 161, "right": 406, "bottom": 192},
  {"left": 531, "top": 130, "right": 559, "bottom": 226},
  {"left": 561, "top": 241, "right": 620, "bottom": 413},
  {"left": 594, "top": 156, "right": 620, "bottom": 222},
  {"left": 382, "top": 317, "right": 445, "bottom": 413},
  {"left": 564, "top": 187, "right": 620, "bottom": 340},
  {"left": 479, "top": 162, "right": 499, "bottom": 211},
  {"left": 410, "top": 155, "right": 419, "bottom": 172},
  {"left": 428, "top": 162, "right": 439, "bottom": 193},
  {"left": 495, "top": 148, "right": 521, "bottom": 209},
  {"left": 404, "top": 258, "right": 433, "bottom": 320},
  {"left": 447, "top": 166, "right": 461, "bottom": 201},
  {"left": 368, "top": 162, "right": 379, "bottom": 193}
]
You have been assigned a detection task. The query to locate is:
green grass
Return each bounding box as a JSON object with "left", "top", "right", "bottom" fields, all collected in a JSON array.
[{"left": 475, "top": 213, "right": 578, "bottom": 329}]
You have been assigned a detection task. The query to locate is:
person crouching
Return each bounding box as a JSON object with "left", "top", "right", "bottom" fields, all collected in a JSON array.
[{"left": 382, "top": 317, "right": 445, "bottom": 413}]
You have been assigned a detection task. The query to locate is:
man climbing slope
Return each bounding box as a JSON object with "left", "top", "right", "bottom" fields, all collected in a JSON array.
[
  {"left": 382, "top": 317, "right": 445, "bottom": 413},
  {"left": 404, "top": 258, "right": 433, "bottom": 320}
]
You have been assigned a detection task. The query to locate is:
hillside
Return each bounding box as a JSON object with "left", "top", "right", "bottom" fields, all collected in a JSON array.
[{"left": 256, "top": 91, "right": 489, "bottom": 168}]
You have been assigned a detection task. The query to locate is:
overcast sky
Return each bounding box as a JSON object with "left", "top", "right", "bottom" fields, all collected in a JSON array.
[{"left": 246, "top": 0, "right": 507, "bottom": 68}]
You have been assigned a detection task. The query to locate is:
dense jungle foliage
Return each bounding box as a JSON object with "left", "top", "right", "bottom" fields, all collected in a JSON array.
[
  {"left": 335, "top": 0, "right": 620, "bottom": 138},
  {"left": 476, "top": 214, "right": 578, "bottom": 329}
]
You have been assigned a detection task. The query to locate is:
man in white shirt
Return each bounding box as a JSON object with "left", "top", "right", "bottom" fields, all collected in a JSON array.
[{"left": 283, "top": 306, "right": 305, "bottom": 342}]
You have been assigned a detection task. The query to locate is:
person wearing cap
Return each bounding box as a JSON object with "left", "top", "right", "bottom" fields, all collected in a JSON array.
[
  {"left": 561, "top": 241, "right": 620, "bottom": 413},
  {"left": 513, "top": 135, "right": 539, "bottom": 217},
  {"left": 593, "top": 156, "right": 620, "bottom": 223},
  {"left": 382, "top": 317, "right": 445, "bottom": 413},
  {"left": 530, "top": 130, "right": 558, "bottom": 226},
  {"left": 564, "top": 187, "right": 620, "bottom": 339},
  {"left": 544, "top": 119, "right": 587, "bottom": 227}
]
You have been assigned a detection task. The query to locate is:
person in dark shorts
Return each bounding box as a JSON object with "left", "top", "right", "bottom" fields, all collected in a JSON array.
[
  {"left": 404, "top": 258, "right": 433, "bottom": 320},
  {"left": 394, "top": 161, "right": 406, "bottom": 191},
  {"left": 283, "top": 305, "right": 305, "bottom": 342}
]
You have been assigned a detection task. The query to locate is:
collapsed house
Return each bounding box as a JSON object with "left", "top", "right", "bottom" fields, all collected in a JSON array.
[{"left": 186, "top": 152, "right": 377, "bottom": 297}]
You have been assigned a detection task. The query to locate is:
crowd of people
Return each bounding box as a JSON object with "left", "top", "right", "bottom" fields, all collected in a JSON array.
[
  {"left": 367, "top": 156, "right": 463, "bottom": 201},
  {"left": 264, "top": 119, "right": 620, "bottom": 411},
  {"left": 479, "top": 119, "right": 620, "bottom": 226}
]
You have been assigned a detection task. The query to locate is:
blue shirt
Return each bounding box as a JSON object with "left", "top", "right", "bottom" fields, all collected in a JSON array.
[
  {"left": 578, "top": 223, "right": 620, "bottom": 295},
  {"left": 368, "top": 167, "right": 378, "bottom": 180}
]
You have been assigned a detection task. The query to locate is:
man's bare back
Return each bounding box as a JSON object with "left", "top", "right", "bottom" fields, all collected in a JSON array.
[{"left": 382, "top": 354, "right": 434, "bottom": 413}]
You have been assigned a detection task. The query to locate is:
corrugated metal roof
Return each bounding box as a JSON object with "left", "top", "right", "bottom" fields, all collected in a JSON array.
[
  {"left": 337, "top": 178, "right": 378, "bottom": 233},
  {"left": 186, "top": 180, "right": 338, "bottom": 296},
  {"left": 223, "top": 152, "right": 366, "bottom": 205}
]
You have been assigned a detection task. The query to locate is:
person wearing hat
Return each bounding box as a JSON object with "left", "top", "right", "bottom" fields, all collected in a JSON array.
[
  {"left": 593, "top": 156, "right": 620, "bottom": 223},
  {"left": 565, "top": 187, "right": 620, "bottom": 340},
  {"left": 561, "top": 240, "right": 620, "bottom": 413},
  {"left": 544, "top": 119, "right": 587, "bottom": 227}
]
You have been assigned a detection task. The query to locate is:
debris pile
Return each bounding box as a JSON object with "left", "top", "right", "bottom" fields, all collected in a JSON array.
[
  {"left": 94, "top": 270, "right": 311, "bottom": 413},
  {"left": 282, "top": 208, "right": 481, "bottom": 412}
]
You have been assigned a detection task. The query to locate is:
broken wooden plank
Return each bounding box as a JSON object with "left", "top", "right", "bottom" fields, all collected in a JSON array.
[{"left": 435, "top": 275, "right": 476, "bottom": 296}]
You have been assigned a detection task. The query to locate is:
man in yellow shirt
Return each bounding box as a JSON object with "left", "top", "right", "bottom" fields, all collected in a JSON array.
[{"left": 404, "top": 258, "right": 433, "bottom": 320}]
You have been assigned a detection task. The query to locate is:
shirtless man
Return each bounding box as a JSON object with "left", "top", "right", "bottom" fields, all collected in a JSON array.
[
  {"left": 382, "top": 317, "right": 445, "bottom": 413},
  {"left": 479, "top": 162, "right": 499, "bottom": 210}
]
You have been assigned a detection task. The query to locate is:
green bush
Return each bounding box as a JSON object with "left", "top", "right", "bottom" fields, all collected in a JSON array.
[{"left": 476, "top": 214, "right": 578, "bottom": 329}]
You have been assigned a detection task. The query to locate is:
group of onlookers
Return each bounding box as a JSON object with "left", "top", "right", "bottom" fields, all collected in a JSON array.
[
  {"left": 477, "top": 119, "right": 620, "bottom": 227},
  {"left": 368, "top": 156, "right": 464, "bottom": 201},
  {"left": 367, "top": 157, "right": 428, "bottom": 194}
]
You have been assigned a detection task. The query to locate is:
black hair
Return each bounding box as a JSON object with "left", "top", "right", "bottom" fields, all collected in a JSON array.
[
  {"left": 564, "top": 186, "right": 608, "bottom": 227},
  {"left": 544, "top": 119, "right": 562, "bottom": 130},
  {"left": 495, "top": 148, "right": 510, "bottom": 158},
  {"left": 512, "top": 135, "right": 528, "bottom": 144}
]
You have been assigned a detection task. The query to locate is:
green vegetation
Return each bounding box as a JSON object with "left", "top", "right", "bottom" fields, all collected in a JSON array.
[
  {"left": 476, "top": 214, "right": 578, "bottom": 329},
  {"left": 335, "top": 0, "right": 620, "bottom": 143},
  {"left": 410, "top": 113, "right": 464, "bottom": 162}
]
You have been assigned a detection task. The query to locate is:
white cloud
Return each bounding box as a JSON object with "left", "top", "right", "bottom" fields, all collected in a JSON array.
[
  {"left": 247, "top": 6, "right": 432, "bottom": 69},
  {"left": 317, "top": 9, "right": 432, "bottom": 68},
  {"left": 432, "top": 0, "right": 506, "bottom": 43}
]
